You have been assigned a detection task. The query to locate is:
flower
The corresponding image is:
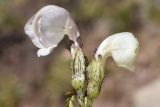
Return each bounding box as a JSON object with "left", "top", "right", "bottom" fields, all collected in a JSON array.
[
  {"left": 95, "top": 32, "right": 139, "bottom": 71},
  {"left": 24, "top": 5, "right": 79, "bottom": 57}
]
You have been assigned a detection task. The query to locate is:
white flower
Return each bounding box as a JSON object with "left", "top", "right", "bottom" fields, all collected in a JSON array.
[
  {"left": 95, "top": 32, "right": 139, "bottom": 71},
  {"left": 24, "top": 5, "right": 79, "bottom": 57}
]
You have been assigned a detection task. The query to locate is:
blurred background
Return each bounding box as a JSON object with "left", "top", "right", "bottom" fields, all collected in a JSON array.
[{"left": 0, "top": 0, "right": 160, "bottom": 107}]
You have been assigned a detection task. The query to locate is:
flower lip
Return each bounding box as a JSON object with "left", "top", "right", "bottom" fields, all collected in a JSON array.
[
  {"left": 24, "top": 5, "right": 80, "bottom": 57},
  {"left": 95, "top": 32, "right": 139, "bottom": 71}
]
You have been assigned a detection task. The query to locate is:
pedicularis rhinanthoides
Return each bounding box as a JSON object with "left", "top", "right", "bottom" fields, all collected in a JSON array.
[{"left": 24, "top": 5, "right": 139, "bottom": 107}]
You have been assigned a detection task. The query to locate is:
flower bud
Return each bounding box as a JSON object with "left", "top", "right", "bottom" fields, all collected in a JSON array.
[
  {"left": 24, "top": 5, "right": 79, "bottom": 57},
  {"left": 95, "top": 32, "right": 139, "bottom": 71}
]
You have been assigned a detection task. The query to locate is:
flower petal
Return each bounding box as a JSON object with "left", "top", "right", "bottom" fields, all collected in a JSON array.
[
  {"left": 24, "top": 5, "right": 80, "bottom": 57},
  {"left": 95, "top": 32, "right": 139, "bottom": 71},
  {"left": 33, "top": 5, "right": 80, "bottom": 47},
  {"left": 24, "top": 15, "right": 44, "bottom": 48},
  {"left": 35, "top": 5, "right": 68, "bottom": 47},
  {"left": 37, "top": 45, "right": 57, "bottom": 57},
  {"left": 64, "top": 17, "right": 80, "bottom": 42}
]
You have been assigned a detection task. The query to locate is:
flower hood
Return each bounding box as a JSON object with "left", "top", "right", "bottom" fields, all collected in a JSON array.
[{"left": 24, "top": 5, "right": 79, "bottom": 57}]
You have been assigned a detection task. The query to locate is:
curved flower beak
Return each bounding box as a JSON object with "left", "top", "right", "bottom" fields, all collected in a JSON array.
[
  {"left": 95, "top": 32, "right": 139, "bottom": 71},
  {"left": 24, "top": 5, "right": 79, "bottom": 57}
]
